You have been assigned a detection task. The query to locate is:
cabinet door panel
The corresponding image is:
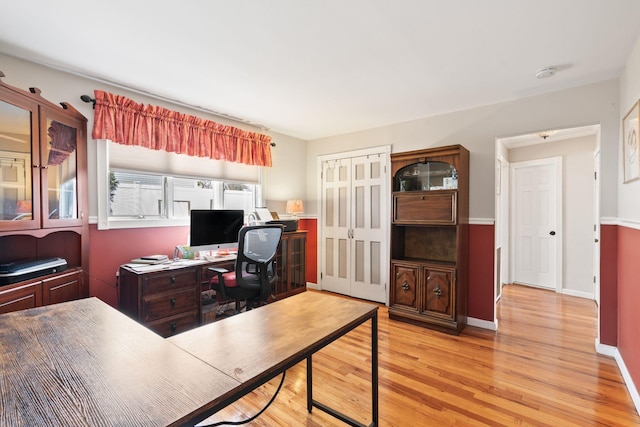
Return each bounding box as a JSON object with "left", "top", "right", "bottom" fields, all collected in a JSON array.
[
  {"left": 0, "top": 92, "right": 40, "bottom": 232},
  {"left": 40, "top": 107, "right": 84, "bottom": 228},
  {"left": 42, "top": 270, "right": 82, "bottom": 306},
  {"left": 390, "top": 263, "right": 419, "bottom": 312},
  {"left": 393, "top": 191, "right": 457, "bottom": 225},
  {"left": 0, "top": 281, "right": 42, "bottom": 314},
  {"left": 423, "top": 268, "right": 454, "bottom": 319}
]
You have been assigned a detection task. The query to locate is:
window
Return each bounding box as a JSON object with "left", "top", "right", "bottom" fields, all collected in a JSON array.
[
  {"left": 108, "top": 170, "right": 258, "bottom": 222},
  {"left": 96, "top": 139, "right": 263, "bottom": 230}
]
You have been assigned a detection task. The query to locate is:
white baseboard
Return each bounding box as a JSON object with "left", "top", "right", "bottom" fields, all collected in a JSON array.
[
  {"left": 306, "top": 282, "right": 320, "bottom": 291},
  {"left": 595, "top": 339, "right": 616, "bottom": 357},
  {"left": 615, "top": 348, "right": 640, "bottom": 415},
  {"left": 595, "top": 339, "right": 640, "bottom": 416},
  {"left": 467, "top": 316, "right": 498, "bottom": 331},
  {"left": 561, "top": 288, "right": 593, "bottom": 299}
]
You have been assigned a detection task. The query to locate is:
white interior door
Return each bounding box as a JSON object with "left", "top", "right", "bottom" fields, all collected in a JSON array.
[
  {"left": 511, "top": 158, "right": 562, "bottom": 290},
  {"left": 319, "top": 147, "right": 389, "bottom": 303},
  {"left": 321, "top": 158, "right": 352, "bottom": 296}
]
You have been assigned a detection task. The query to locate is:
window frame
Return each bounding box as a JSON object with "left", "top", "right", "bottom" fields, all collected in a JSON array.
[{"left": 95, "top": 139, "right": 263, "bottom": 230}]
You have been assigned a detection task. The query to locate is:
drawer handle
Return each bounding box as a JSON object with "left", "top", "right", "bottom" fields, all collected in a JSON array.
[
  {"left": 433, "top": 286, "right": 443, "bottom": 297},
  {"left": 170, "top": 276, "right": 176, "bottom": 284},
  {"left": 170, "top": 297, "right": 176, "bottom": 307},
  {"left": 401, "top": 281, "right": 409, "bottom": 291},
  {"left": 170, "top": 322, "right": 177, "bottom": 333}
]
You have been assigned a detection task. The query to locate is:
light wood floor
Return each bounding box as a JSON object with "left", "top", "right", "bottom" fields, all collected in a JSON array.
[{"left": 199, "top": 285, "right": 640, "bottom": 426}]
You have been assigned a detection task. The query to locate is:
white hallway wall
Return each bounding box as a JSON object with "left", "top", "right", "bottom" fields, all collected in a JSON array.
[{"left": 619, "top": 33, "right": 640, "bottom": 221}]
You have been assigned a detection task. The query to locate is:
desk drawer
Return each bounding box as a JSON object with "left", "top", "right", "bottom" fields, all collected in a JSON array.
[
  {"left": 142, "top": 269, "right": 197, "bottom": 295},
  {"left": 146, "top": 310, "right": 199, "bottom": 337},
  {"left": 142, "top": 288, "right": 198, "bottom": 322}
]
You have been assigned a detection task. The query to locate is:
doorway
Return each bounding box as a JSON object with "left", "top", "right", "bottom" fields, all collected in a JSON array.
[{"left": 495, "top": 125, "right": 600, "bottom": 323}]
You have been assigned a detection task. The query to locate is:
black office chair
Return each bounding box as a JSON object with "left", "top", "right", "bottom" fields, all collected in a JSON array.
[{"left": 208, "top": 224, "right": 284, "bottom": 314}]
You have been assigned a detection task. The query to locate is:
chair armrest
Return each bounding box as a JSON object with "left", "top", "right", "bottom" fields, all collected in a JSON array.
[{"left": 208, "top": 267, "right": 230, "bottom": 274}]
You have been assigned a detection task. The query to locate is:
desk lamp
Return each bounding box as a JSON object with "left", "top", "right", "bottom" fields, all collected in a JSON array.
[{"left": 286, "top": 200, "right": 304, "bottom": 216}]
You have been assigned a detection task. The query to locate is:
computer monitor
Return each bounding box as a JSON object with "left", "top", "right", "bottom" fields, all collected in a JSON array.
[{"left": 189, "top": 209, "right": 244, "bottom": 252}]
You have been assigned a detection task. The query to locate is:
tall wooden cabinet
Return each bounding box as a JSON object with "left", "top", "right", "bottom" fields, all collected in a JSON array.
[
  {"left": 0, "top": 72, "right": 88, "bottom": 314},
  {"left": 274, "top": 230, "right": 307, "bottom": 298},
  {"left": 388, "top": 145, "right": 469, "bottom": 334}
]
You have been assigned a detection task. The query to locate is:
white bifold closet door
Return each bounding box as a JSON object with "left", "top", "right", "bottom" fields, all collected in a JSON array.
[{"left": 320, "top": 147, "right": 389, "bottom": 303}]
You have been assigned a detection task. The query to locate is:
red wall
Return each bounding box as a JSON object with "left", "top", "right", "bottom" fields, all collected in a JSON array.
[
  {"left": 88, "top": 225, "right": 190, "bottom": 307},
  {"left": 298, "top": 218, "right": 317, "bottom": 284},
  {"left": 88, "top": 221, "right": 496, "bottom": 323},
  {"left": 89, "top": 221, "right": 637, "bottom": 397},
  {"left": 617, "top": 226, "right": 640, "bottom": 390},
  {"left": 89, "top": 222, "right": 319, "bottom": 307},
  {"left": 468, "top": 224, "right": 495, "bottom": 321},
  {"left": 599, "top": 225, "right": 618, "bottom": 346}
]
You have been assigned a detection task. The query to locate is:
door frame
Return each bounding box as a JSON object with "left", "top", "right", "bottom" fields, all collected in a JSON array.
[{"left": 509, "top": 157, "right": 563, "bottom": 292}]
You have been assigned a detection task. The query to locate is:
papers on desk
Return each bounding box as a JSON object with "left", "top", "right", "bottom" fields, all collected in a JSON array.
[
  {"left": 130, "top": 254, "right": 170, "bottom": 264},
  {"left": 124, "top": 262, "right": 173, "bottom": 273}
]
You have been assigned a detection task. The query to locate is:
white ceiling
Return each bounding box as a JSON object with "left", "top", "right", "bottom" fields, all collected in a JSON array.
[{"left": 1, "top": 1, "right": 639, "bottom": 141}]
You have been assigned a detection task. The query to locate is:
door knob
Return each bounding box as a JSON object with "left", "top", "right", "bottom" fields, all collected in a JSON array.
[{"left": 549, "top": 231, "right": 556, "bottom": 236}]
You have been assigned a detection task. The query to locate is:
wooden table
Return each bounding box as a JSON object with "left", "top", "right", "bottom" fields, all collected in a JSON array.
[
  {"left": 0, "top": 292, "right": 378, "bottom": 426},
  {"left": 168, "top": 291, "right": 379, "bottom": 427},
  {"left": 0, "top": 297, "right": 242, "bottom": 426}
]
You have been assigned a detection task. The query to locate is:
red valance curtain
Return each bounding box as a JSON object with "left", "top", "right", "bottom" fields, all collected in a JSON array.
[{"left": 91, "top": 90, "right": 272, "bottom": 167}]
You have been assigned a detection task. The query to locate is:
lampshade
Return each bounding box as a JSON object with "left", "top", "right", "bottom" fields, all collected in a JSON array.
[{"left": 286, "top": 199, "right": 304, "bottom": 215}]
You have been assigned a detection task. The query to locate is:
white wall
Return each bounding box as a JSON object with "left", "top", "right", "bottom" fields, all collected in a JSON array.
[
  {"left": 508, "top": 136, "right": 596, "bottom": 296},
  {"left": 0, "top": 53, "right": 308, "bottom": 219},
  {"left": 306, "top": 81, "right": 620, "bottom": 222},
  {"left": 263, "top": 131, "right": 307, "bottom": 214},
  {"left": 619, "top": 35, "right": 640, "bottom": 221}
]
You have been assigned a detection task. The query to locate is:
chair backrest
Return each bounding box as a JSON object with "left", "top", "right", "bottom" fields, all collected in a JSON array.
[{"left": 235, "top": 224, "right": 284, "bottom": 301}]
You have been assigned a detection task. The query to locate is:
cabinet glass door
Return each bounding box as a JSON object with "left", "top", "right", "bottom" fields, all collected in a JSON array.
[
  {"left": 41, "top": 108, "right": 79, "bottom": 227},
  {"left": 395, "top": 161, "right": 457, "bottom": 192},
  {"left": 0, "top": 97, "right": 38, "bottom": 231}
]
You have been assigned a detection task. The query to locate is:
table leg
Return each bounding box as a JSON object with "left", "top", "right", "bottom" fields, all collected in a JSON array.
[
  {"left": 307, "top": 355, "right": 313, "bottom": 413},
  {"left": 307, "top": 313, "right": 378, "bottom": 427},
  {"left": 372, "top": 312, "right": 378, "bottom": 426}
]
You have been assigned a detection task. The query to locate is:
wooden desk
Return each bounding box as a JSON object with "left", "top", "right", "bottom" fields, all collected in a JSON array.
[
  {"left": 0, "top": 292, "right": 377, "bottom": 426},
  {"left": 119, "top": 230, "right": 307, "bottom": 338},
  {"left": 168, "top": 291, "right": 379, "bottom": 427},
  {"left": 0, "top": 298, "right": 240, "bottom": 426}
]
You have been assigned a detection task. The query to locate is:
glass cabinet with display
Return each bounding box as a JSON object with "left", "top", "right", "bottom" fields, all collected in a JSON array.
[
  {"left": 395, "top": 161, "right": 458, "bottom": 192},
  {"left": 0, "top": 71, "right": 88, "bottom": 314},
  {"left": 0, "top": 92, "right": 85, "bottom": 231},
  {"left": 388, "top": 145, "right": 469, "bottom": 335}
]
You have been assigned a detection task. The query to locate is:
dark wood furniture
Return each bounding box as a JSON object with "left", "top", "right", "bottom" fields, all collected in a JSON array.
[
  {"left": 0, "top": 292, "right": 378, "bottom": 427},
  {"left": 388, "top": 145, "right": 469, "bottom": 334},
  {"left": 275, "top": 230, "right": 307, "bottom": 296},
  {"left": 118, "top": 231, "right": 307, "bottom": 337},
  {"left": 0, "top": 72, "right": 89, "bottom": 313}
]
